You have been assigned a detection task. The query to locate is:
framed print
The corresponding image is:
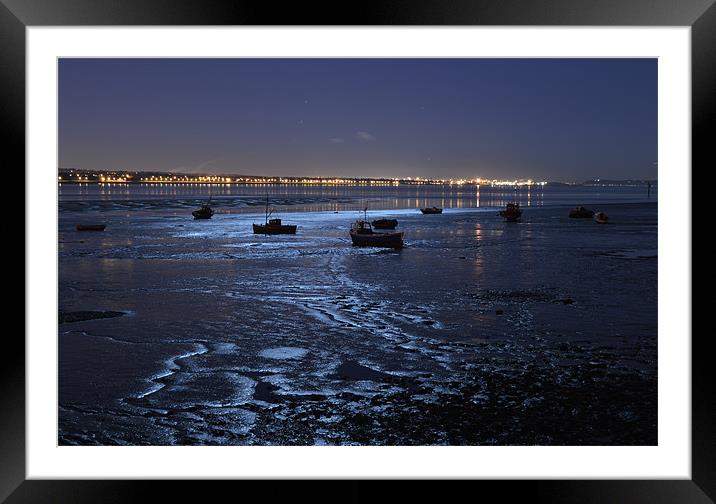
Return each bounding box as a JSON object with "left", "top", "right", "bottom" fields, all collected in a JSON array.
[{"left": 7, "top": 0, "right": 712, "bottom": 500}]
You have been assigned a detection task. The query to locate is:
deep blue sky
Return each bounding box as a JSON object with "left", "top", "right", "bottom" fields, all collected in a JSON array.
[{"left": 59, "top": 58, "right": 657, "bottom": 181}]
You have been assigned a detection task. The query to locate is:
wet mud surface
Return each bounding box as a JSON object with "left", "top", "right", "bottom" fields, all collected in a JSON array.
[{"left": 58, "top": 202, "right": 657, "bottom": 445}]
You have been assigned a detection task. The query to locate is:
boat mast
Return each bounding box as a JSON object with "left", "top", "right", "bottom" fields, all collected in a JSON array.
[{"left": 265, "top": 194, "right": 269, "bottom": 224}]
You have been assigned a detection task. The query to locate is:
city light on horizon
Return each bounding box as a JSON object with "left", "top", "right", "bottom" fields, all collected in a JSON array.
[{"left": 56, "top": 168, "right": 576, "bottom": 188}]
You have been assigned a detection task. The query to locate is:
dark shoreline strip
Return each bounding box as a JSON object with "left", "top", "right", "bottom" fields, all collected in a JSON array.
[{"left": 58, "top": 310, "right": 126, "bottom": 324}]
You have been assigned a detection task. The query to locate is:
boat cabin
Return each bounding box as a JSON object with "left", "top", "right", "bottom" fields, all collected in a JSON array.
[{"left": 351, "top": 220, "right": 373, "bottom": 234}]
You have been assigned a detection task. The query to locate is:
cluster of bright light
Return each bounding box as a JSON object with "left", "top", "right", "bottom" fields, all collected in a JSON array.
[
  {"left": 59, "top": 171, "right": 549, "bottom": 187},
  {"left": 139, "top": 175, "right": 233, "bottom": 183},
  {"left": 59, "top": 172, "right": 94, "bottom": 182},
  {"left": 489, "top": 179, "right": 547, "bottom": 187},
  {"left": 99, "top": 176, "right": 129, "bottom": 183},
  {"left": 137, "top": 176, "right": 401, "bottom": 186},
  {"left": 403, "top": 177, "right": 450, "bottom": 185},
  {"left": 60, "top": 171, "right": 136, "bottom": 183}
]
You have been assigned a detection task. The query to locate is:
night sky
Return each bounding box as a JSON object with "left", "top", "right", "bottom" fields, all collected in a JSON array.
[{"left": 59, "top": 58, "right": 657, "bottom": 181}]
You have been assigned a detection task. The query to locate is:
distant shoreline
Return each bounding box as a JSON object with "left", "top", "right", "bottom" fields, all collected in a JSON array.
[
  {"left": 57, "top": 179, "right": 657, "bottom": 189},
  {"left": 57, "top": 168, "right": 656, "bottom": 188}
]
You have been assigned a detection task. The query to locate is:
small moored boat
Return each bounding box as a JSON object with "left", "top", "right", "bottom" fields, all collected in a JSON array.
[
  {"left": 420, "top": 207, "right": 442, "bottom": 214},
  {"left": 75, "top": 224, "right": 106, "bottom": 231},
  {"left": 350, "top": 209, "right": 403, "bottom": 249},
  {"left": 372, "top": 218, "right": 398, "bottom": 229},
  {"left": 192, "top": 198, "right": 214, "bottom": 219},
  {"left": 569, "top": 206, "right": 595, "bottom": 218},
  {"left": 253, "top": 196, "right": 297, "bottom": 234},
  {"left": 253, "top": 218, "right": 297, "bottom": 235},
  {"left": 499, "top": 202, "right": 522, "bottom": 222},
  {"left": 593, "top": 211, "right": 609, "bottom": 224}
]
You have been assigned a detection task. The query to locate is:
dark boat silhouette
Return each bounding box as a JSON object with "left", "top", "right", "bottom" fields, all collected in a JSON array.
[
  {"left": 593, "top": 211, "right": 609, "bottom": 224},
  {"left": 372, "top": 218, "right": 398, "bottom": 229},
  {"left": 192, "top": 197, "right": 214, "bottom": 219},
  {"left": 253, "top": 196, "right": 297, "bottom": 234},
  {"left": 569, "top": 206, "right": 595, "bottom": 218},
  {"left": 499, "top": 202, "right": 522, "bottom": 222},
  {"left": 420, "top": 207, "right": 442, "bottom": 214},
  {"left": 350, "top": 208, "right": 403, "bottom": 249},
  {"left": 75, "top": 224, "right": 106, "bottom": 231}
]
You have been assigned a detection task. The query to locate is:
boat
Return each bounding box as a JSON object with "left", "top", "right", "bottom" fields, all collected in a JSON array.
[
  {"left": 420, "top": 207, "right": 442, "bottom": 214},
  {"left": 253, "top": 218, "right": 297, "bottom": 235},
  {"left": 252, "top": 196, "right": 297, "bottom": 234},
  {"left": 593, "top": 211, "right": 609, "bottom": 224},
  {"left": 192, "top": 198, "right": 214, "bottom": 219},
  {"left": 350, "top": 209, "right": 403, "bottom": 249},
  {"left": 499, "top": 202, "right": 522, "bottom": 222},
  {"left": 569, "top": 206, "right": 595, "bottom": 218},
  {"left": 192, "top": 205, "right": 214, "bottom": 219},
  {"left": 372, "top": 218, "right": 398, "bottom": 229},
  {"left": 75, "top": 224, "right": 106, "bottom": 231}
]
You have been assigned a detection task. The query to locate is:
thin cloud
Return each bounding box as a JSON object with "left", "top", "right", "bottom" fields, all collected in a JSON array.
[
  {"left": 355, "top": 131, "right": 375, "bottom": 141},
  {"left": 329, "top": 138, "right": 345, "bottom": 144}
]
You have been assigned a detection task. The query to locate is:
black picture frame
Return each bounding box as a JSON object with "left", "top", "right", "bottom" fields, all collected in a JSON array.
[{"left": 7, "top": 0, "right": 711, "bottom": 501}]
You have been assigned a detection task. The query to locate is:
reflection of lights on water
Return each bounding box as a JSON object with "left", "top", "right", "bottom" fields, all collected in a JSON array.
[
  {"left": 59, "top": 183, "right": 555, "bottom": 212},
  {"left": 472, "top": 224, "right": 485, "bottom": 276}
]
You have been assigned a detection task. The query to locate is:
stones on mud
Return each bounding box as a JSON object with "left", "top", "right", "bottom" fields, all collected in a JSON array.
[
  {"left": 618, "top": 410, "right": 638, "bottom": 422},
  {"left": 249, "top": 356, "right": 656, "bottom": 444},
  {"left": 248, "top": 329, "right": 657, "bottom": 445}
]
